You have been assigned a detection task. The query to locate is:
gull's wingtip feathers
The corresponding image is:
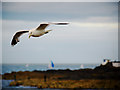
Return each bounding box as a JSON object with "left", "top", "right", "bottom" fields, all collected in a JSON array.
[
  {"left": 48, "top": 22, "right": 69, "bottom": 25},
  {"left": 11, "top": 31, "right": 29, "bottom": 46},
  {"left": 40, "top": 22, "right": 69, "bottom": 25}
]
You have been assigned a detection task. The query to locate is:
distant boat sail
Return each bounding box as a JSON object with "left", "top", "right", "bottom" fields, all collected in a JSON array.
[
  {"left": 48, "top": 61, "right": 54, "bottom": 69},
  {"left": 25, "top": 64, "right": 29, "bottom": 67},
  {"left": 80, "top": 64, "right": 84, "bottom": 69}
]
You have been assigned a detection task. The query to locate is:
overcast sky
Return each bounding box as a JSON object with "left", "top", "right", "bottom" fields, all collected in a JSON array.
[
  {"left": 2, "top": 2, "right": 118, "bottom": 64},
  {"left": 1, "top": 0, "right": 120, "bottom": 2},
  {"left": 0, "top": 2, "right": 2, "bottom": 65}
]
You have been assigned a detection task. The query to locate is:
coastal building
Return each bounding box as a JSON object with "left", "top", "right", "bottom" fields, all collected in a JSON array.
[
  {"left": 102, "top": 59, "right": 120, "bottom": 67},
  {"left": 112, "top": 61, "right": 120, "bottom": 67},
  {"left": 102, "top": 59, "right": 110, "bottom": 65}
]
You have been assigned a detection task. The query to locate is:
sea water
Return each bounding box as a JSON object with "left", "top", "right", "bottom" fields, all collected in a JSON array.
[
  {"left": 1, "top": 63, "right": 101, "bottom": 90},
  {"left": 1, "top": 63, "right": 99, "bottom": 74}
]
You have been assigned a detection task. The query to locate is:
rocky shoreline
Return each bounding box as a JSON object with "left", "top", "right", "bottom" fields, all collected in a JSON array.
[{"left": 2, "top": 62, "right": 120, "bottom": 89}]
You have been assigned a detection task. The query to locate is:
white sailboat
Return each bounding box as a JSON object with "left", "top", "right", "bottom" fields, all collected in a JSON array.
[
  {"left": 25, "top": 64, "right": 29, "bottom": 67},
  {"left": 80, "top": 64, "right": 84, "bottom": 69}
]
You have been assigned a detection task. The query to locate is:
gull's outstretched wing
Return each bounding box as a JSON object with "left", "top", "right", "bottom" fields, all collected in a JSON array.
[
  {"left": 50, "top": 22, "right": 69, "bottom": 25},
  {"left": 36, "top": 24, "right": 49, "bottom": 30},
  {"left": 36, "top": 22, "right": 69, "bottom": 30},
  {"left": 11, "top": 30, "right": 29, "bottom": 46}
]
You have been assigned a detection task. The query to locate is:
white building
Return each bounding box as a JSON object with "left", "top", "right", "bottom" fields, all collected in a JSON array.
[
  {"left": 102, "top": 59, "right": 120, "bottom": 67},
  {"left": 102, "top": 59, "right": 110, "bottom": 65},
  {"left": 112, "top": 61, "right": 120, "bottom": 67}
]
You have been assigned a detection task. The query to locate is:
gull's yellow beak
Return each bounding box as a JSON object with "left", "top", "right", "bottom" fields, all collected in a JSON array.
[{"left": 29, "top": 35, "right": 31, "bottom": 38}]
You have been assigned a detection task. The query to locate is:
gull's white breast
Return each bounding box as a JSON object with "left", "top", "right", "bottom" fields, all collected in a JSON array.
[{"left": 30, "top": 29, "right": 45, "bottom": 37}]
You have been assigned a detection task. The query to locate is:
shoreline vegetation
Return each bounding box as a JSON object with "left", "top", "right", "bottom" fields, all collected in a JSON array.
[{"left": 2, "top": 62, "right": 120, "bottom": 89}]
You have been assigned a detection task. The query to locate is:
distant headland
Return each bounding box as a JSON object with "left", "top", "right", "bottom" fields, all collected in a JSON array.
[{"left": 2, "top": 62, "right": 120, "bottom": 89}]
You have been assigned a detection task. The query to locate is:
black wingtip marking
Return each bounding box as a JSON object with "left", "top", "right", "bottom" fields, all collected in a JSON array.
[
  {"left": 11, "top": 39, "right": 18, "bottom": 46},
  {"left": 11, "top": 30, "right": 29, "bottom": 46}
]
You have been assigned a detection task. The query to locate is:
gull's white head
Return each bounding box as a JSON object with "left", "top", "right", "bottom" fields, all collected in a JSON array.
[{"left": 29, "top": 30, "right": 34, "bottom": 38}]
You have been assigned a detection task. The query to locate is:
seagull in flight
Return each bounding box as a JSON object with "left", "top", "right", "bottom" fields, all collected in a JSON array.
[{"left": 11, "top": 22, "right": 69, "bottom": 46}]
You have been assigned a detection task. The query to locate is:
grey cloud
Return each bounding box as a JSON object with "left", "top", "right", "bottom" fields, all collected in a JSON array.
[
  {"left": 2, "top": 0, "right": 120, "bottom": 2},
  {"left": 2, "top": 2, "right": 118, "bottom": 21}
]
